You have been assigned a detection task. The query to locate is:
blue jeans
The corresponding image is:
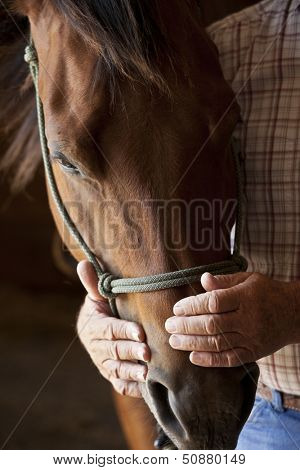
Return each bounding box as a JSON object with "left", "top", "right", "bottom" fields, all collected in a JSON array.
[{"left": 236, "top": 390, "right": 300, "bottom": 450}]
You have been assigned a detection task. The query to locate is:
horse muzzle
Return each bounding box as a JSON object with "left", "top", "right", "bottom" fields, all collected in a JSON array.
[{"left": 142, "top": 361, "right": 259, "bottom": 450}]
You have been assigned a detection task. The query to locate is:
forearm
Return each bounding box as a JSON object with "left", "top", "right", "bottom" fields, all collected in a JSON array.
[{"left": 286, "top": 280, "right": 300, "bottom": 344}]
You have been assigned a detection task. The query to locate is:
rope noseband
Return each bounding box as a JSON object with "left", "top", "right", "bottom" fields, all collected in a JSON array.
[{"left": 25, "top": 42, "right": 247, "bottom": 316}]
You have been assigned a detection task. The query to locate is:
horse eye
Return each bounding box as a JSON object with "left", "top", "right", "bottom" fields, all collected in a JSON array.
[{"left": 52, "top": 152, "right": 83, "bottom": 176}]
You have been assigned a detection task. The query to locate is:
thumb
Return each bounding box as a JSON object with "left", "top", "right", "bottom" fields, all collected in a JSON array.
[
  {"left": 77, "top": 260, "right": 106, "bottom": 302},
  {"left": 201, "top": 271, "right": 251, "bottom": 292}
]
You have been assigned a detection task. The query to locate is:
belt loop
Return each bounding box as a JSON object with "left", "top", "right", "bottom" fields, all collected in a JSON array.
[{"left": 271, "top": 389, "right": 284, "bottom": 412}]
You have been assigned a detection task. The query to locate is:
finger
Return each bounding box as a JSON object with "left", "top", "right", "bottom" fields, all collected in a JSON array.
[
  {"left": 93, "top": 339, "right": 151, "bottom": 363},
  {"left": 111, "top": 378, "right": 143, "bottom": 398},
  {"left": 78, "top": 296, "right": 146, "bottom": 343},
  {"left": 201, "top": 272, "right": 250, "bottom": 292},
  {"left": 173, "top": 288, "right": 240, "bottom": 316},
  {"left": 87, "top": 316, "right": 146, "bottom": 342},
  {"left": 77, "top": 260, "right": 105, "bottom": 301},
  {"left": 190, "top": 348, "right": 254, "bottom": 368},
  {"left": 97, "top": 366, "right": 143, "bottom": 398},
  {"left": 102, "top": 359, "right": 147, "bottom": 382},
  {"left": 169, "top": 332, "right": 242, "bottom": 352},
  {"left": 76, "top": 297, "right": 112, "bottom": 341},
  {"left": 166, "top": 311, "right": 239, "bottom": 336}
]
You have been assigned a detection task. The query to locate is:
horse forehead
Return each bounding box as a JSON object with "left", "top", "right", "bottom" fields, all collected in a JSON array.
[
  {"left": 35, "top": 41, "right": 104, "bottom": 141},
  {"left": 13, "top": 0, "right": 45, "bottom": 18},
  {"left": 29, "top": 1, "right": 239, "bottom": 171}
]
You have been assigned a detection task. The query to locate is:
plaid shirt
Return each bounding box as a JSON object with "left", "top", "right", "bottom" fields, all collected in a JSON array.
[{"left": 208, "top": 0, "right": 300, "bottom": 395}]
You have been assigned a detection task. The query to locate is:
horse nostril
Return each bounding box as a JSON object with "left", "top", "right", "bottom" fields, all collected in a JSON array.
[
  {"left": 148, "top": 381, "right": 173, "bottom": 425},
  {"left": 147, "top": 380, "right": 185, "bottom": 438},
  {"left": 154, "top": 425, "right": 176, "bottom": 450}
]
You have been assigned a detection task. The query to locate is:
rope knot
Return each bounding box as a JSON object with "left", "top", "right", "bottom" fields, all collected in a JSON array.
[
  {"left": 24, "top": 45, "right": 38, "bottom": 66},
  {"left": 98, "top": 273, "right": 118, "bottom": 300},
  {"left": 232, "top": 253, "right": 248, "bottom": 272}
]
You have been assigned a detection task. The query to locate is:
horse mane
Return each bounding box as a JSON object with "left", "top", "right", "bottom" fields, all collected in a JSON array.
[
  {"left": 53, "top": 0, "right": 176, "bottom": 91},
  {"left": 0, "top": 4, "right": 39, "bottom": 192},
  {"left": 0, "top": 0, "right": 195, "bottom": 192}
]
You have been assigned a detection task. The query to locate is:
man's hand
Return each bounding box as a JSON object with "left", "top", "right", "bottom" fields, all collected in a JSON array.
[
  {"left": 165, "top": 272, "right": 299, "bottom": 367},
  {"left": 77, "top": 261, "right": 150, "bottom": 398}
]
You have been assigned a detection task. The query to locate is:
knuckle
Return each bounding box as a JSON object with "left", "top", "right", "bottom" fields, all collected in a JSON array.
[
  {"left": 102, "top": 321, "right": 115, "bottom": 341},
  {"left": 210, "top": 354, "right": 221, "bottom": 367},
  {"left": 117, "top": 362, "right": 133, "bottom": 381},
  {"left": 114, "top": 362, "right": 122, "bottom": 380},
  {"left": 226, "top": 352, "right": 237, "bottom": 367},
  {"left": 110, "top": 342, "right": 120, "bottom": 360},
  {"left": 208, "top": 292, "right": 219, "bottom": 313},
  {"left": 190, "top": 297, "right": 199, "bottom": 315},
  {"left": 113, "top": 380, "right": 126, "bottom": 396},
  {"left": 118, "top": 382, "right": 128, "bottom": 396},
  {"left": 126, "top": 343, "right": 134, "bottom": 360},
  {"left": 119, "top": 322, "right": 128, "bottom": 338},
  {"left": 104, "top": 367, "right": 114, "bottom": 382},
  {"left": 211, "top": 335, "right": 221, "bottom": 352},
  {"left": 103, "top": 359, "right": 121, "bottom": 380},
  {"left": 94, "top": 355, "right": 105, "bottom": 371},
  {"left": 202, "top": 294, "right": 211, "bottom": 313},
  {"left": 181, "top": 319, "right": 190, "bottom": 335},
  {"left": 124, "top": 322, "right": 136, "bottom": 340},
  {"left": 206, "top": 315, "right": 217, "bottom": 335},
  {"left": 190, "top": 336, "right": 198, "bottom": 350}
]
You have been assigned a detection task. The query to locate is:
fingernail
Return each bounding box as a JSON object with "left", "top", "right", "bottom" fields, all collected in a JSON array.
[
  {"left": 139, "top": 347, "right": 150, "bottom": 362},
  {"left": 190, "top": 352, "right": 203, "bottom": 365},
  {"left": 169, "top": 335, "right": 181, "bottom": 347},
  {"left": 165, "top": 319, "right": 176, "bottom": 333}
]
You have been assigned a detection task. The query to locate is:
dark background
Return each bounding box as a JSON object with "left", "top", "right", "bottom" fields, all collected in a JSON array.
[{"left": 0, "top": 1, "right": 259, "bottom": 450}]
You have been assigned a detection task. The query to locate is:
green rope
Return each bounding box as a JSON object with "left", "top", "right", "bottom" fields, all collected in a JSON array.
[{"left": 24, "top": 43, "right": 247, "bottom": 312}]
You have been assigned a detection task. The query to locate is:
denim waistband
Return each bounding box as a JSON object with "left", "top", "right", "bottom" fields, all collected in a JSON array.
[{"left": 270, "top": 389, "right": 285, "bottom": 412}]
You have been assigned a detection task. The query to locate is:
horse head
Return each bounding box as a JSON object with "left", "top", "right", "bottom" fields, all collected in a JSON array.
[{"left": 15, "top": 0, "right": 259, "bottom": 449}]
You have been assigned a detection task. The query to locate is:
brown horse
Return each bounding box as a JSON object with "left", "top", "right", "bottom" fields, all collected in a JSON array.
[{"left": 1, "top": 0, "right": 259, "bottom": 450}]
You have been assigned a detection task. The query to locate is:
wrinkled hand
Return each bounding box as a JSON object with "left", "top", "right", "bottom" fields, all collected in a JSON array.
[
  {"left": 165, "top": 272, "right": 297, "bottom": 367},
  {"left": 76, "top": 261, "right": 150, "bottom": 398}
]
